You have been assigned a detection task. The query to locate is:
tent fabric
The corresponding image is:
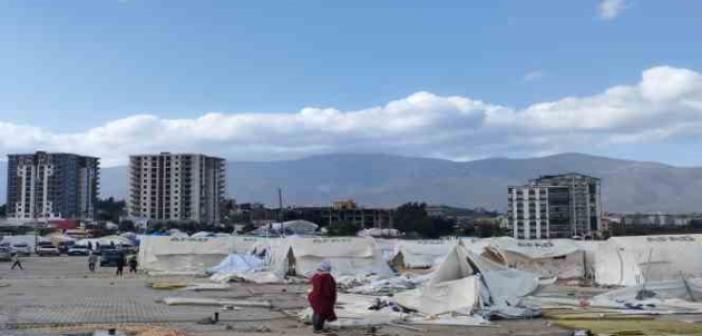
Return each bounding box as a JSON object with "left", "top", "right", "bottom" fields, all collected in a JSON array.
[
  {"left": 396, "top": 242, "right": 539, "bottom": 317},
  {"left": 594, "top": 234, "right": 702, "bottom": 286},
  {"left": 138, "top": 236, "right": 235, "bottom": 275},
  {"left": 391, "top": 240, "right": 455, "bottom": 269},
  {"left": 267, "top": 237, "right": 393, "bottom": 278},
  {"left": 593, "top": 278, "right": 702, "bottom": 305},
  {"left": 396, "top": 242, "right": 539, "bottom": 314},
  {"left": 394, "top": 277, "right": 479, "bottom": 315},
  {"left": 207, "top": 253, "right": 265, "bottom": 274},
  {"left": 483, "top": 237, "right": 585, "bottom": 280}
]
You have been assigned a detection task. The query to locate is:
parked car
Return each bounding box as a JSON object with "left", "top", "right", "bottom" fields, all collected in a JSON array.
[
  {"left": 0, "top": 246, "right": 11, "bottom": 261},
  {"left": 67, "top": 245, "right": 90, "bottom": 256},
  {"left": 10, "top": 242, "right": 32, "bottom": 256},
  {"left": 36, "top": 242, "right": 60, "bottom": 256},
  {"left": 99, "top": 250, "right": 125, "bottom": 267}
]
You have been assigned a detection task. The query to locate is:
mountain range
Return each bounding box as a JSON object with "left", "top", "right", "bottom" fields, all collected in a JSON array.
[{"left": 1, "top": 153, "right": 701, "bottom": 213}]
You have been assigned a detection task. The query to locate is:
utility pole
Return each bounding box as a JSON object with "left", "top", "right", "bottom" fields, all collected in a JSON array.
[{"left": 278, "top": 188, "right": 283, "bottom": 222}]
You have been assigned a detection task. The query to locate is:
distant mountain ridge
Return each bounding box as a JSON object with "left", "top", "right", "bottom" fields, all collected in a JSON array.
[{"left": 1, "top": 153, "right": 701, "bottom": 213}]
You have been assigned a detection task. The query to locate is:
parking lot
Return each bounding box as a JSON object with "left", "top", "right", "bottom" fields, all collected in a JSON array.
[{"left": 0, "top": 256, "right": 570, "bottom": 336}]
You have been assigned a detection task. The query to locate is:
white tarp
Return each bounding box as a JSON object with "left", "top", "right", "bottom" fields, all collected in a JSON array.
[
  {"left": 594, "top": 234, "right": 702, "bottom": 286},
  {"left": 391, "top": 240, "right": 455, "bottom": 269},
  {"left": 483, "top": 237, "right": 585, "bottom": 280},
  {"left": 138, "top": 236, "right": 234, "bottom": 275}
]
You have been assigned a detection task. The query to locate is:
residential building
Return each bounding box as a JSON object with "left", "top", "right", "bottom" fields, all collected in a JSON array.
[
  {"left": 507, "top": 173, "right": 602, "bottom": 239},
  {"left": 7, "top": 151, "right": 99, "bottom": 222},
  {"left": 128, "top": 153, "right": 225, "bottom": 224}
]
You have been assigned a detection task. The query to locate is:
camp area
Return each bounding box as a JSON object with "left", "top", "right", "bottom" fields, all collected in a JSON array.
[{"left": 4, "top": 233, "right": 702, "bottom": 336}]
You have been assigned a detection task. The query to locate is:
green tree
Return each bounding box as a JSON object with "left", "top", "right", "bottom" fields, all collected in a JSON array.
[
  {"left": 119, "top": 220, "right": 136, "bottom": 232},
  {"left": 393, "top": 202, "right": 456, "bottom": 238},
  {"left": 327, "top": 221, "right": 361, "bottom": 236}
]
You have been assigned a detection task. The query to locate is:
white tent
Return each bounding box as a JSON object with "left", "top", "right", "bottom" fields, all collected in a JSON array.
[
  {"left": 482, "top": 237, "right": 585, "bottom": 280},
  {"left": 267, "top": 237, "right": 393, "bottom": 279},
  {"left": 138, "top": 236, "right": 235, "bottom": 275},
  {"left": 391, "top": 240, "right": 455, "bottom": 269},
  {"left": 394, "top": 242, "right": 540, "bottom": 317},
  {"left": 595, "top": 234, "right": 702, "bottom": 286}
]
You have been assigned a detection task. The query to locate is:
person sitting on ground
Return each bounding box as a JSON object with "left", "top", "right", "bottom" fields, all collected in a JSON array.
[{"left": 307, "top": 260, "right": 337, "bottom": 334}]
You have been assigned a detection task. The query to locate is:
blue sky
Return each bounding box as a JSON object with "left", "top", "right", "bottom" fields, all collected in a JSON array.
[{"left": 0, "top": 1, "right": 701, "bottom": 166}]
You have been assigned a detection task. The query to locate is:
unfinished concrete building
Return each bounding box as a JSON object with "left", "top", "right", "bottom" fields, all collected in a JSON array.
[{"left": 128, "top": 153, "right": 226, "bottom": 225}]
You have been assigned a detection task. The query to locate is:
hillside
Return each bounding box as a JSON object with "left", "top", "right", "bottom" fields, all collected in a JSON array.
[{"left": 3, "top": 153, "right": 702, "bottom": 213}]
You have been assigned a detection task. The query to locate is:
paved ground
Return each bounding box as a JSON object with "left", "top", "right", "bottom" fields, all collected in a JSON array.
[{"left": 0, "top": 256, "right": 571, "bottom": 336}]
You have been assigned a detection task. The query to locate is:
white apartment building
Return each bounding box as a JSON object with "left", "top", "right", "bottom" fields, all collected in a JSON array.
[
  {"left": 128, "top": 153, "right": 225, "bottom": 224},
  {"left": 507, "top": 173, "right": 602, "bottom": 239}
]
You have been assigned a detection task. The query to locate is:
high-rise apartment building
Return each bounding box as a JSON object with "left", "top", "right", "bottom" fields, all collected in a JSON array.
[
  {"left": 7, "top": 151, "right": 99, "bottom": 221},
  {"left": 128, "top": 153, "right": 225, "bottom": 224},
  {"left": 507, "top": 173, "right": 602, "bottom": 239}
]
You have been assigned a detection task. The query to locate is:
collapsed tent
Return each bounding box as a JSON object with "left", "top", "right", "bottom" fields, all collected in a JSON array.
[
  {"left": 390, "top": 240, "right": 455, "bottom": 269},
  {"left": 138, "top": 236, "right": 234, "bottom": 275},
  {"left": 482, "top": 237, "right": 585, "bottom": 280},
  {"left": 394, "top": 241, "right": 540, "bottom": 318},
  {"left": 595, "top": 234, "right": 702, "bottom": 286},
  {"left": 267, "top": 237, "right": 393, "bottom": 279}
]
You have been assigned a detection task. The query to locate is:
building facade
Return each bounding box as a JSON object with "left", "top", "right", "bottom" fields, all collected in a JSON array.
[
  {"left": 290, "top": 200, "right": 394, "bottom": 229},
  {"left": 7, "top": 151, "right": 99, "bottom": 221},
  {"left": 128, "top": 153, "right": 225, "bottom": 224},
  {"left": 507, "top": 173, "right": 602, "bottom": 239}
]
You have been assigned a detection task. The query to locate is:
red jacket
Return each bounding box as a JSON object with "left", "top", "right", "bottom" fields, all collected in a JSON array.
[{"left": 308, "top": 272, "right": 337, "bottom": 321}]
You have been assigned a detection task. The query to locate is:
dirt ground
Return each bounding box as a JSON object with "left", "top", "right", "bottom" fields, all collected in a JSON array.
[{"left": 1, "top": 256, "right": 572, "bottom": 335}]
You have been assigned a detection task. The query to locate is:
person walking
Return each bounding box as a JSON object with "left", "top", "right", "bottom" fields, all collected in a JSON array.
[
  {"left": 128, "top": 254, "right": 138, "bottom": 273},
  {"left": 115, "top": 252, "right": 125, "bottom": 276},
  {"left": 10, "top": 253, "right": 23, "bottom": 270},
  {"left": 88, "top": 251, "right": 97, "bottom": 272},
  {"left": 307, "top": 260, "right": 337, "bottom": 334}
]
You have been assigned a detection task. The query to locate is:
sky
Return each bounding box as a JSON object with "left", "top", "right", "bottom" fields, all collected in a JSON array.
[{"left": 0, "top": 0, "right": 701, "bottom": 166}]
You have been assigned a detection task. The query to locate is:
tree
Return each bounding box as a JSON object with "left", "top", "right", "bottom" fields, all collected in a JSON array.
[
  {"left": 119, "top": 220, "right": 136, "bottom": 232},
  {"left": 96, "top": 197, "right": 126, "bottom": 222},
  {"left": 327, "top": 221, "right": 361, "bottom": 236},
  {"left": 393, "top": 202, "right": 456, "bottom": 238}
]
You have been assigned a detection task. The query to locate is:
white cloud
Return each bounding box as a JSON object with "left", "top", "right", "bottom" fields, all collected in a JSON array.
[
  {"left": 599, "top": 0, "right": 627, "bottom": 20},
  {"left": 0, "top": 65, "right": 701, "bottom": 166},
  {"left": 522, "top": 70, "right": 545, "bottom": 82}
]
